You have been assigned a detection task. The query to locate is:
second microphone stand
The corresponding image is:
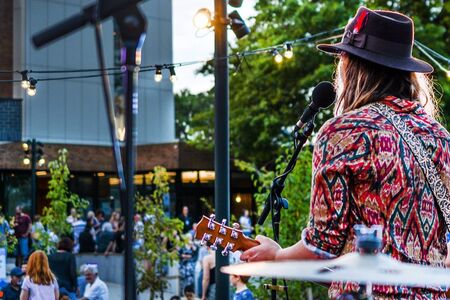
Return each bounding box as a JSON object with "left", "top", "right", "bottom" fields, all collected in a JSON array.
[{"left": 257, "top": 120, "right": 315, "bottom": 300}]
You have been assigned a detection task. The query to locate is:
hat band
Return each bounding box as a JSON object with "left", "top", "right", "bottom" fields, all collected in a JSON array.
[{"left": 342, "top": 31, "right": 412, "bottom": 58}]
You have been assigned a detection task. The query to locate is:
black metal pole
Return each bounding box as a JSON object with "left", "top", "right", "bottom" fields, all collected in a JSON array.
[
  {"left": 214, "top": 1, "right": 230, "bottom": 299},
  {"left": 114, "top": 6, "right": 147, "bottom": 300},
  {"left": 31, "top": 139, "right": 36, "bottom": 217}
]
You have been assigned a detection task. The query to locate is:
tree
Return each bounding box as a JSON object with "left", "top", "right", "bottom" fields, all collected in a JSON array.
[
  {"left": 135, "top": 166, "right": 187, "bottom": 299},
  {"left": 176, "top": 0, "right": 449, "bottom": 166},
  {"left": 39, "top": 149, "right": 88, "bottom": 249}
]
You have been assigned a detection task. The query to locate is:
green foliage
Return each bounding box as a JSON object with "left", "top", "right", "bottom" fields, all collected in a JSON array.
[
  {"left": 39, "top": 149, "right": 88, "bottom": 252},
  {"left": 236, "top": 146, "right": 328, "bottom": 299},
  {"left": 175, "top": 89, "right": 214, "bottom": 149},
  {"left": 135, "top": 166, "right": 187, "bottom": 299},
  {"left": 176, "top": 0, "right": 449, "bottom": 166}
]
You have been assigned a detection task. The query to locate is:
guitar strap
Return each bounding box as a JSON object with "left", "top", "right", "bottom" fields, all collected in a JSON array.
[{"left": 370, "top": 102, "right": 450, "bottom": 231}]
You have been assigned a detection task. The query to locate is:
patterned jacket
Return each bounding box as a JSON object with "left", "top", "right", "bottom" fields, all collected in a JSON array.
[{"left": 302, "top": 97, "right": 450, "bottom": 299}]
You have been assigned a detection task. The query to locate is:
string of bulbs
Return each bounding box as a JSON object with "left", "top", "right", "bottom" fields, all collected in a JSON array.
[{"left": 0, "top": 27, "right": 448, "bottom": 97}]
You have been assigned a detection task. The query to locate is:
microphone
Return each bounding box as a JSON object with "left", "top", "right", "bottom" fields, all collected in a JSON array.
[
  {"left": 294, "top": 81, "right": 336, "bottom": 131},
  {"left": 32, "top": 0, "right": 143, "bottom": 48}
]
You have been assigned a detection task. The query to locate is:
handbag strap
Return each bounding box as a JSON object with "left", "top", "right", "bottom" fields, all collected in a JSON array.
[{"left": 370, "top": 102, "right": 450, "bottom": 231}]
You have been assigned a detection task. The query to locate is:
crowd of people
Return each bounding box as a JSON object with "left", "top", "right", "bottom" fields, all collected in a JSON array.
[
  {"left": 0, "top": 204, "right": 254, "bottom": 299},
  {"left": 0, "top": 205, "right": 127, "bottom": 300}
]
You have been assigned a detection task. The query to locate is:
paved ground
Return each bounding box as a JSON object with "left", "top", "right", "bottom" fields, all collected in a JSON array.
[{"left": 107, "top": 282, "right": 178, "bottom": 300}]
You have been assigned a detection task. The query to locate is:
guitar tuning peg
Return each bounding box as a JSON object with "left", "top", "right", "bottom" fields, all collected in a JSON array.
[
  {"left": 200, "top": 233, "right": 212, "bottom": 246},
  {"left": 208, "top": 215, "right": 216, "bottom": 230},
  {"left": 231, "top": 224, "right": 239, "bottom": 239},
  {"left": 219, "top": 219, "right": 227, "bottom": 235},
  {"left": 210, "top": 237, "right": 223, "bottom": 251},
  {"left": 221, "top": 242, "right": 234, "bottom": 256}
]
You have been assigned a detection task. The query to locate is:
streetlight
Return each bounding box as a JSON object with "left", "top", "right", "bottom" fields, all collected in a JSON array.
[
  {"left": 193, "top": 2, "right": 249, "bottom": 300},
  {"left": 22, "top": 139, "right": 44, "bottom": 216},
  {"left": 193, "top": 8, "right": 250, "bottom": 39}
]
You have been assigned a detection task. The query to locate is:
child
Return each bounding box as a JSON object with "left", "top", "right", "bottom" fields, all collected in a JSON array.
[{"left": 231, "top": 275, "right": 254, "bottom": 300}]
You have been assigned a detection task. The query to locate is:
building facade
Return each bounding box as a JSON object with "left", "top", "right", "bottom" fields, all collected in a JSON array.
[{"left": 0, "top": 0, "right": 254, "bottom": 222}]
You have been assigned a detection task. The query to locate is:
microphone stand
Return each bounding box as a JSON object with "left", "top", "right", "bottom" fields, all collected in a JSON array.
[
  {"left": 113, "top": 6, "right": 147, "bottom": 300},
  {"left": 257, "top": 121, "right": 315, "bottom": 300}
]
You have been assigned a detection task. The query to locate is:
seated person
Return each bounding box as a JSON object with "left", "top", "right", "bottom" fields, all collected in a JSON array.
[{"left": 1, "top": 267, "right": 25, "bottom": 300}]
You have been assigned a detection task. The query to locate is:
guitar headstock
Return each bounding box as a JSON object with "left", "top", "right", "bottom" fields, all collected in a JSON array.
[{"left": 195, "top": 214, "right": 259, "bottom": 256}]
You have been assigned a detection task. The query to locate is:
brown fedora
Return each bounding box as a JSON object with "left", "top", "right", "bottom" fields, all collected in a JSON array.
[{"left": 317, "top": 7, "right": 433, "bottom": 73}]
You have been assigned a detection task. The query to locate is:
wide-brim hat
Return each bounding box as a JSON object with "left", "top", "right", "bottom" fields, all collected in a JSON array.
[{"left": 317, "top": 7, "right": 433, "bottom": 73}]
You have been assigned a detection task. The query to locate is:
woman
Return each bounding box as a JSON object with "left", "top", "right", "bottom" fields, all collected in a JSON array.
[
  {"left": 178, "top": 234, "right": 198, "bottom": 294},
  {"left": 201, "top": 249, "right": 215, "bottom": 300},
  {"left": 20, "top": 250, "right": 59, "bottom": 300},
  {"left": 241, "top": 6, "right": 450, "bottom": 299},
  {"left": 48, "top": 238, "right": 77, "bottom": 300}
]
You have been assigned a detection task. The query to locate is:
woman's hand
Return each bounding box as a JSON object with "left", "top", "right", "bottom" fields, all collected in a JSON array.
[{"left": 240, "top": 235, "right": 282, "bottom": 262}]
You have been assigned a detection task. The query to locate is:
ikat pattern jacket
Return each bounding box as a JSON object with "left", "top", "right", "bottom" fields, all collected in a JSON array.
[{"left": 302, "top": 97, "right": 450, "bottom": 299}]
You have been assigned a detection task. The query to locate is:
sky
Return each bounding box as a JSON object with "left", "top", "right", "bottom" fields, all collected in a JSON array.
[{"left": 172, "top": 0, "right": 256, "bottom": 94}]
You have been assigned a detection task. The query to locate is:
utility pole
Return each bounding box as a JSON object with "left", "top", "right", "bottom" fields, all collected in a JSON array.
[{"left": 214, "top": 0, "right": 230, "bottom": 299}]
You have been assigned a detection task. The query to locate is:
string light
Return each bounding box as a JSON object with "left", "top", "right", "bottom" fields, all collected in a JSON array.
[
  {"left": 272, "top": 49, "right": 283, "bottom": 64},
  {"left": 0, "top": 28, "right": 448, "bottom": 88},
  {"left": 20, "top": 71, "right": 30, "bottom": 89},
  {"left": 23, "top": 157, "right": 30, "bottom": 165},
  {"left": 38, "top": 157, "right": 46, "bottom": 166},
  {"left": 27, "top": 78, "right": 37, "bottom": 96},
  {"left": 284, "top": 43, "right": 294, "bottom": 59},
  {"left": 169, "top": 66, "right": 177, "bottom": 83},
  {"left": 154, "top": 66, "right": 163, "bottom": 82}
]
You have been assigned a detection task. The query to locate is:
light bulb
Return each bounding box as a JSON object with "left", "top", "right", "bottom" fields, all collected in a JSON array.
[
  {"left": 20, "top": 71, "right": 30, "bottom": 89},
  {"left": 284, "top": 43, "right": 294, "bottom": 59},
  {"left": 27, "top": 87, "right": 36, "bottom": 96},
  {"left": 27, "top": 78, "right": 37, "bottom": 96},
  {"left": 193, "top": 8, "right": 212, "bottom": 29},
  {"left": 169, "top": 67, "right": 177, "bottom": 83},
  {"left": 38, "top": 158, "right": 45, "bottom": 166},
  {"left": 22, "top": 143, "right": 29, "bottom": 151},
  {"left": 272, "top": 49, "right": 283, "bottom": 64},
  {"left": 23, "top": 157, "right": 30, "bottom": 165},
  {"left": 21, "top": 80, "right": 30, "bottom": 89},
  {"left": 154, "top": 68, "right": 163, "bottom": 82}
]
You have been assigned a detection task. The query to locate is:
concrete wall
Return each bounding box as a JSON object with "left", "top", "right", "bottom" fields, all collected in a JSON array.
[
  {"left": 75, "top": 254, "right": 179, "bottom": 294},
  {"left": 15, "top": 0, "right": 175, "bottom": 145}
]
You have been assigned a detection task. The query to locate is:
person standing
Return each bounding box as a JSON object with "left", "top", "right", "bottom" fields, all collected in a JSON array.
[
  {"left": 200, "top": 250, "right": 215, "bottom": 300},
  {"left": 179, "top": 206, "right": 192, "bottom": 234},
  {"left": 1, "top": 267, "right": 24, "bottom": 300},
  {"left": 20, "top": 250, "right": 59, "bottom": 300},
  {"left": 80, "top": 264, "right": 109, "bottom": 300},
  {"left": 238, "top": 210, "right": 253, "bottom": 237},
  {"left": 13, "top": 206, "right": 31, "bottom": 267},
  {"left": 48, "top": 238, "right": 77, "bottom": 300},
  {"left": 0, "top": 212, "right": 12, "bottom": 253},
  {"left": 241, "top": 6, "right": 450, "bottom": 299}
]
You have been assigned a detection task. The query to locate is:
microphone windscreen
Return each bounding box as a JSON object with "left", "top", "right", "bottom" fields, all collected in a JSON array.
[{"left": 311, "top": 81, "right": 336, "bottom": 108}]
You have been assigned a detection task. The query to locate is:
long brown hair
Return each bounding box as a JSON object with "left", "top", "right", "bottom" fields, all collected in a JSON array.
[
  {"left": 334, "top": 53, "right": 437, "bottom": 117},
  {"left": 26, "top": 250, "right": 56, "bottom": 285}
]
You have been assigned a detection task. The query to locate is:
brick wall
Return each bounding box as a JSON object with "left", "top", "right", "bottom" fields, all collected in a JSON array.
[
  {"left": 0, "top": 98, "right": 22, "bottom": 141},
  {"left": 0, "top": 0, "right": 14, "bottom": 98}
]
